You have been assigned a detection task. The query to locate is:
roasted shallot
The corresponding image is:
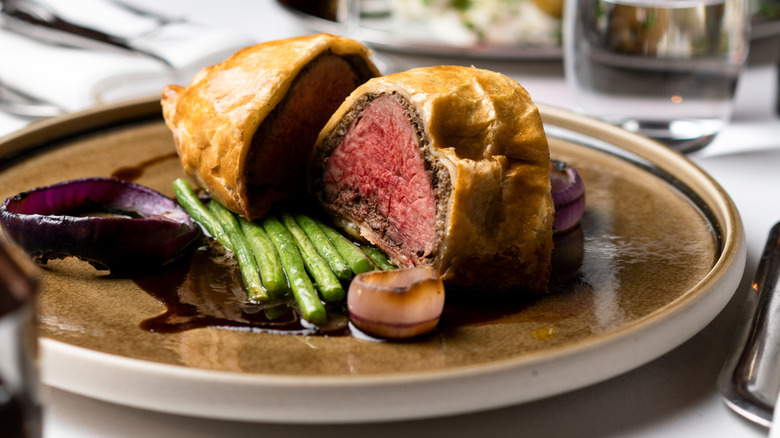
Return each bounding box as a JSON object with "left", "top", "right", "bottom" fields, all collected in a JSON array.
[
  {"left": 348, "top": 267, "right": 445, "bottom": 339},
  {"left": 550, "top": 160, "right": 585, "bottom": 233}
]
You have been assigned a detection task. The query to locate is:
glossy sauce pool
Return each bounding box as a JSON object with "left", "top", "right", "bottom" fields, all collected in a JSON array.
[{"left": 130, "top": 228, "right": 589, "bottom": 339}]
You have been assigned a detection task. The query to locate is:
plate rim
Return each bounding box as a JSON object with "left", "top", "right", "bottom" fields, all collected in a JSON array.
[{"left": 0, "top": 98, "right": 745, "bottom": 423}]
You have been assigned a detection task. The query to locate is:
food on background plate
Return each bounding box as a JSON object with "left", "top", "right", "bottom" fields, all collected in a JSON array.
[
  {"left": 161, "top": 33, "right": 380, "bottom": 221},
  {"left": 278, "top": 0, "right": 562, "bottom": 46},
  {"left": 309, "top": 65, "right": 554, "bottom": 293},
  {"left": 391, "top": 0, "right": 562, "bottom": 46}
]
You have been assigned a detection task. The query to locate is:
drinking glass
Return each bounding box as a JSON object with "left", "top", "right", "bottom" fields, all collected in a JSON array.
[
  {"left": 563, "top": 0, "right": 751, "bottom": 153},
  {"left": 0, "top": 240, "right": 42, "bottom": 438}
]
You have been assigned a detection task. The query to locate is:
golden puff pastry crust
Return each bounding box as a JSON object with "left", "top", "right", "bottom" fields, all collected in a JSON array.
[
  {"left": 310, "top": 66, "right": 554, "bottom": 293},
  {"left": 162, "top": 34, "right": 379, "bottom": 219}
]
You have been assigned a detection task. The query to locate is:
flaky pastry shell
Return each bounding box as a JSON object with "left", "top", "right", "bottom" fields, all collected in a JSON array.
[{"left": 162, "top": 34, "right": 379, "bottom": 219}]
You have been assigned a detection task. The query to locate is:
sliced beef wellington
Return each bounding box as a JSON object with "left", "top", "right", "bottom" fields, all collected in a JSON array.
[
  {"left": 161, "top": 33, "right": 380, "bottom": 220},
  {"left": 310, "top": 66, "right": 554, "bottom": 293}
]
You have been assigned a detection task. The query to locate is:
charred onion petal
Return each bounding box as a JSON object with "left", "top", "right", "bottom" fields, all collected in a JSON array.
[
  {"left": 0, "top": 177, "right": 201, "bottom": 275},
  {"left": 348, "top": 267, "right": 445, "bottom": 339},
  {"left": 550, "top": 160, "right": 585, "bottom": 234}
]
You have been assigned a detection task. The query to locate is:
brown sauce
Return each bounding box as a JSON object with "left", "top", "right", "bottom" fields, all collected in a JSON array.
[
  {"left": 110, "top": 152, "right": 178, "bottom": 182},
  {"left": 134, "top": 239, "right": 350, "bottom": 336},
  {"left": 133, "top": 227, "right": 589, "bottom": 338}
]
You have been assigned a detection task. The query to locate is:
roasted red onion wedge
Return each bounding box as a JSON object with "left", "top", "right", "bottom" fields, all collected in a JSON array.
[
  {"left": 348, "top": 267, "right": 445, "bottom": 339},
  {"left": 0, "top": 177, "right": 201, "bottom": 275},
  {"left": 550, "top": 160, "right": 585, "bottom": 234}
]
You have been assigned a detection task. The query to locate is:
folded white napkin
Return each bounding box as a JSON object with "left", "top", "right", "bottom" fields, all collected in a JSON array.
[
  {"left": 131, "top": 22, "right": 256, "bottom": 84},
  {"left": 0, "top": 28, "right": 173, "bottom": 113},
  {"left": 0, "top": 1, "right": 255, "bottom": 114},
  {"left": 25, "top": 0, "right": 257, "bottom": 82}
]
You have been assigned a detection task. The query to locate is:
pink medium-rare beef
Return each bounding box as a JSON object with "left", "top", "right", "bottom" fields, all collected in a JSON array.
[
  {"left": 310, "top": 66, "right": 554, "bottom": 293},
  {"left": 322, "top": 94, "right": 438, "bottom": 267}
]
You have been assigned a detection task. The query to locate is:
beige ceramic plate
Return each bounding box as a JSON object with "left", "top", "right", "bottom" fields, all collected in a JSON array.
[{"left": 0, "top": 99, "right": 744, "bottom": 423}]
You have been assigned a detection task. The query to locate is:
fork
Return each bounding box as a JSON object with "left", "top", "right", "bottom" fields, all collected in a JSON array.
[{"left": 0, "top": 79, "right": 63, "bottom": 118}]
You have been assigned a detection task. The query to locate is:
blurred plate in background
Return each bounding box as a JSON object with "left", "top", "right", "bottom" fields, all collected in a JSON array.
[{"left": 278, "top": 0, "right": 780, "bottom": 60}]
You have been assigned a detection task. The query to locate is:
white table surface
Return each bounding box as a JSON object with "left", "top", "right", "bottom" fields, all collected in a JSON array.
[{"left": 3, "top": 1, "right": 779, "bottom": 437}]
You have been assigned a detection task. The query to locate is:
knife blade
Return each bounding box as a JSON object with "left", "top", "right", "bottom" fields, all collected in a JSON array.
[{"left": 718, "top": 221, "right": 780, "bottom": 427}]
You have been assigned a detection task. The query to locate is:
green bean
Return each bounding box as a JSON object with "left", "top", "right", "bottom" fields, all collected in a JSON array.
[
  {"left": 171, "top": 178, "right": 233, "bottom": 251},
  {"left": 261, "top": 214, "right": 327, "bottom": 325},
  {"left": 279, "top": 212, "right": 345, "bottom": 302},
  {"left": 263, "top": 303, "right": 291, "bottom": 321},
  {"left": 360, "top": 245, "right": 396, "bottom": 270},
  {"left": 293, "top": 213, "right": 352, "bottom": 281},
  {"left": 207, "top": 201, "right": 268, "bottom": 302},
  {"left": 239, "top": 217, "right": 288, "bottom": 297},
  {"left": 315, "top": 219, "right": 374, "bottom": 275}
]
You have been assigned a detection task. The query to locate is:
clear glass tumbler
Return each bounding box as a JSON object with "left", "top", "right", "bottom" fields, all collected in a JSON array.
[
  {"left": 0, "top": 240, "right": 41, "bottom": 438},
  {"left": 564, "top": 0, "right": 751, "bottom": 153}
]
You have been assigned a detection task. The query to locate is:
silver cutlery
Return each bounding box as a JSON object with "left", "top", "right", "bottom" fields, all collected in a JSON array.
[
  {"left": 0, "top": 79, "right": 63, "bottom": 118},
  {"left": 718, "top": 221, "right": 780, "bottom": 427},
  {"left": 0, "top": 0, "right": 180, "bottom": 67},
  {"left": 0, "top": 0, "right": 181, "bottom": 118}
]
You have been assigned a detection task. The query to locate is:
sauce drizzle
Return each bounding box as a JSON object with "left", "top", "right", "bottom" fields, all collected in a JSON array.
[
  {"left": 134, "top": 239, "right": 350, "bottom": 336},
  {"left": 111, "top": 152, "right": 178, "bottom": 182}
]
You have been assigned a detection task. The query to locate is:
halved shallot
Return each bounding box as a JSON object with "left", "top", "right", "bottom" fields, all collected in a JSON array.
[
  {"left": 348, "top": 266, "right": 445, "bottom": 339},
  {"left": 550, "top": 160, "right": 585, "bottom": 233},
  {"left": 0, "top": 177, "right": 200, "bottom": 275}
]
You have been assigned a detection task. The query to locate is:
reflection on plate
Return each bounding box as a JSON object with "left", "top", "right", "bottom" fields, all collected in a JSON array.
[
  {"left": 278, "top": 0, "right": 780, "bottom": 60},
  {"left": 0, "top": 99, "right": 744, "bottom": 423}
]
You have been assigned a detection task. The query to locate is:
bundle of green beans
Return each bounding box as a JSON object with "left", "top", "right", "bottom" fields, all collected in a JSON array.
[{"left": 172, "top": 178, "right": 396, "bottom": 325}]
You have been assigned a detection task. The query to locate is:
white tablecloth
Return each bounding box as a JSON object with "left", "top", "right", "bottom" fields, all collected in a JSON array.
[{"left": 3, "top": 1, "right": 779, "bottom": 436}]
